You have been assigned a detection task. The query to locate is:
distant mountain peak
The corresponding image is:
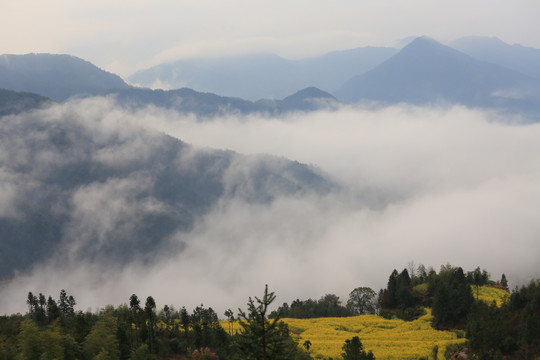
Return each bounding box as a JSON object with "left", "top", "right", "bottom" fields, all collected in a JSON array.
[
  {"left": 0, "top": 53, "right": 129, "bottom": 101},
  {"left": 400, "top": 36, "right": 459, "bottom": 55},
  {"left": 278, "top": 87, "right": 338, "bottom": 111},
  {"left": 335, "top": 37, "right": 540, "bottom": 111},
  {"left": 286, "top": 86, "right": 336, "bottom": 99}
]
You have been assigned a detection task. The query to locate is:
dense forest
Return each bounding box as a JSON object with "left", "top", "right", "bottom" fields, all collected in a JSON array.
[{"left": 0, "top": 265, "right": 539, "bottom": 359}]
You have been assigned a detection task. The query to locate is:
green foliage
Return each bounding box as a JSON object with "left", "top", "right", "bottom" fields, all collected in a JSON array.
[
  {"left": 500, "top": 274, "right": 508, "bottom": 290},
  {"left": 347, "top": 287, "right": 377, "bottom": 315},
  {"left": 235, "top": 285, "right": 303, "bottom": 359},
  {"left": 18, "top": 318, "right": 42, "bottom": 360},
  {"left": 466, "top": 279, "right": 540, "bottom": 358},
  {"left": 83, "top": 314, "right": 120, "bottom": 360},
  {"left": 6, "top": 271, "right": 539, "bottom": 360},
  {"left": 272, "top": 293, "right": 351, "bottom": 319},
  {"left": 380, "top": 268, "right": 425, "bottom": 320},
  {"left": 466, "top": 301, "right": 505, "bottom": 357},
  {"left": 17, "top": 318, "right": 65, "bottom": 360},
  {"left": 190, "top": 305, "right": 230, "bottom": 356},
  {"left": 341, "top": 336, "right": 375, "bottom": 360},
  {"left": 431, "top": 266, "right": 474, "bottom": 328},
  {"left": 129, "top": 344, "right": 149, "bottom": 360}
]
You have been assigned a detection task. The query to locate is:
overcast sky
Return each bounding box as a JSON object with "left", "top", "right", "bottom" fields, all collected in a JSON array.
[{"left": 2, "top": 0, "right": 540, "bottom": 76}]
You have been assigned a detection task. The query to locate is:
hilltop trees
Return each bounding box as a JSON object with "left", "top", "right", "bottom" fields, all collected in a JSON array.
[
  {"left": 379, "top": 264, "right": 488, "bottom": 326},
  {"left": 272, "top": 293, "right": 351, "bottom": 318},
  {"left": 431, "top": 266, "right": 474, "bottom": 328},
  {"left": 379, "top": 268, "right": 423, "bottom": 320},
  {"left": 347, "top": 287, "right": 377, "bottom": 315}
]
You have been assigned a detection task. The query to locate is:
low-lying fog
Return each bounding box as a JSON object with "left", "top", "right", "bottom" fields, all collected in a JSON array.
[{"left": 2, "top": 99, "right": 539, "bottom": 315}]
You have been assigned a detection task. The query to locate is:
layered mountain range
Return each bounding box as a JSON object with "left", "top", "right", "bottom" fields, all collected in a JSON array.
[
  {"left": 2, "top": 36, "right": 540, "bottom": 117},
  {"left": 1, "top": 35, "right": 540, "bottom": 280},
  {"left": 336, "top": 37, "right": 540, "bottom": 114}
]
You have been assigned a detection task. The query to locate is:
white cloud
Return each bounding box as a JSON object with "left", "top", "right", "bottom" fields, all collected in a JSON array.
[
  {"left": 1, "top": 101, "right": 539, "bottom": 316},
  {"left": 62, "top": 174, "right": 167, "bottom": 257}
]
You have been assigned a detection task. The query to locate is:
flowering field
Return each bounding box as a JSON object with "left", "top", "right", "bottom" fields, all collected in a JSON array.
[
  {"left": 475, "top": 285, "right": 509, "bottom": 306},
  {"left": 283, "top": 309, "right": 464, "bottom": 360},
  {"left": 222, "top": 309, "right": 464, "bottom": 359},
  {"left": 220, "top": 286, "right": 508, "bottom": 359}
]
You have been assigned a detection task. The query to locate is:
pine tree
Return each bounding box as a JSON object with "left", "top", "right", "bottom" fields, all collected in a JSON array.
[
  {"left": 500, "top": 274, "right": 508, "bottom": 290},
  {"left": 235, "top": 285, "right": 299, "bottom": 359}
]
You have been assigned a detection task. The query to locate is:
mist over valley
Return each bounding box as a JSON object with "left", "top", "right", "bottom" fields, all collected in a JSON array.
[{"left": 1, "top": 34, "right": 540, "bottom": 317}]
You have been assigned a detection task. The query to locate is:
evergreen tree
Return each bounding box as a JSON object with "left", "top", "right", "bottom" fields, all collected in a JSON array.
[
  {"left": 466, "top": 301, "right": 505, "bottom": 357},
  {"left": 519, "top": 304, "right": 539, "bottom": 346},
  {"left": 144, "top": 296, "right": 157, "bottom": 354},
  {"left": 396, "top": 269, "right": 414, "bottom": 309},
  {"left": 46, "top": 296, "right": 60, "bottom": 324},
  {"left": 235, "top": 285, "right": 299, "bottom": 359},
  {"left": 128, "top": 294, "right": 141, "bottom": 347},
  {"left": 383, "top": 270, "right": 399, "bottom": 308},
  {"left": 500, "top": 274, "right": 508, "bottom": 290},
  {"left": 180, "top": 306, "right": 190, "bottom": 338},
  {"left": 432, "top": 267, "right": 474, "bottom": 328}
]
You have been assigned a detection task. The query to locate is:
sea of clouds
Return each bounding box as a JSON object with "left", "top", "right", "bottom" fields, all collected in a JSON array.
[{"left": 1, "top": 99, "right": 539, "bottom": 315}]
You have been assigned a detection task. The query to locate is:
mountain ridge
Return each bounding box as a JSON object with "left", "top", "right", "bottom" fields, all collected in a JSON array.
[
  {"left": 128, "top": 46, "right": 397, "bottom": 100},
  {"left": 334, "top": 36, "right": 540, "bottom": 113},
  {"left": 0, "top": 53, "right": 129, "bottom": 101},
  {"left": 0, "top": 102, "right": 334, "bottom": 279}
]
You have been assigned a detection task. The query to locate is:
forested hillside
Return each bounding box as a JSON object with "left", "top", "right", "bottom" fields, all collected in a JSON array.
[
  {"left": 0, "top": 100, "right": 332, "bottom": 280},
  {"left": 1, "top": 265, "right": 538, "bottom": 359}
]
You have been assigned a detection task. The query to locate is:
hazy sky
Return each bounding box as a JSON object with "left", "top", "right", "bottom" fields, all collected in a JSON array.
[{"left": 2, "top": 0, "right": 540, "bottom": 76}]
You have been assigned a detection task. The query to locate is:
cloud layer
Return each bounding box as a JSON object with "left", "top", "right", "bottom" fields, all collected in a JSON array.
[{"left": 1, "top": 101, "right": 540, "bottom": 316}]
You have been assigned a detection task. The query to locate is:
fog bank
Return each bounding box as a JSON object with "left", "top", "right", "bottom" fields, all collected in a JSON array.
[{"left": 1, "top": 101, "right": 539, "bottom": 315}]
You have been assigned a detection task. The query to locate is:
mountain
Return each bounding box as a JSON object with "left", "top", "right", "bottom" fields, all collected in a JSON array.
[
  {"left": 0, "top": 53, "right": 340, "bottom": 115},
  {"left": 451, "top": 36, "right": 540, "bottom": 80},
  {"left": 109, "top": 87, "right": 265, "bottom": 116},
  {"left": 297, "top": 46, "right": 398, "bottom": 92},
  {"left": 335, "top": 37, "right": 540, "bottom": 112},
  {"left": 0, "top": 102, "right": 333, "bottom": 279},
  {"left": 0, "top": 88, "right": 52, "bottom": 116},
  {"left": 0, "top": 54, "right": 129, "bottom": 101},
  {"left": 276, "top": 87, "right": 338, "bottom": 111},
  {"left": 104, "top": 86, "right": 339, "bottom": 116},
  {"left": 130, "top": 53, "right": 296, "bottom": 101},
  {"left": 128, "top": 47, "right": 396, "bottom": 100}
]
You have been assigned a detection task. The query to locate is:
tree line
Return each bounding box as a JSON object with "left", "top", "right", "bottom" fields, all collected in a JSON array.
[
  {"left": 1, "top": 263, "right": 538, "bottom": 359},
  {"left": 378, "top": 264, "right": 539, "bottom": 359},
  {"left": 0, "top": 286, "right": 375, "bottom": 360}
]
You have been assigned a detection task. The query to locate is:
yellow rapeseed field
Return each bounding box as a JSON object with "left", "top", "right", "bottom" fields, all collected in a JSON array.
[
  {"left": 474, "top": 285, "right": 509, "bottom": 306},
  {"left": 222, "top": 309, "right": 464, "bottom": 360},
  {"left": 284, "top": 309, "right": 464, "bottom": 360},
  {"left": 220, "top": 286, "right": 509, "bottom": 359}
]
